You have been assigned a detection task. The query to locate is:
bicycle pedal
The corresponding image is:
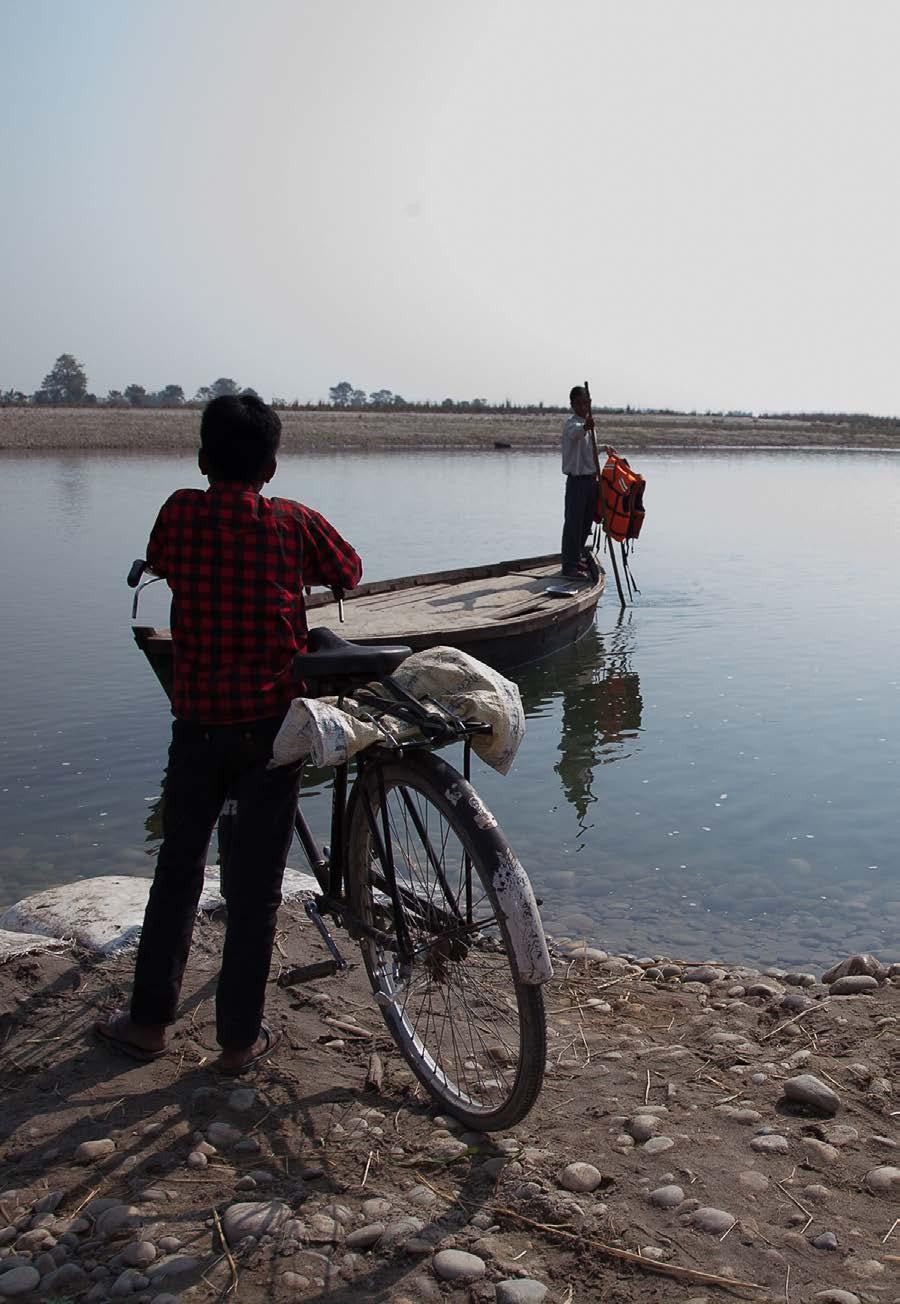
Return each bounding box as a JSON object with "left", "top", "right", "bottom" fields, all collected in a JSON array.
[{"left": 277, "top": 959, "right": 339, "bottom": 988}]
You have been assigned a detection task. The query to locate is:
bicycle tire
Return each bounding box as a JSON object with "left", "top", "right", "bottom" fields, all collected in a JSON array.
[{"left": 347, "top": 749, "right": 546, "bottom": 1131}]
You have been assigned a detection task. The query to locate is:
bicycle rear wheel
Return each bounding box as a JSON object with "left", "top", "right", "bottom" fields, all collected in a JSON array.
[{"left": 347, "top": 750, "right": 546, "bottom": 1131}]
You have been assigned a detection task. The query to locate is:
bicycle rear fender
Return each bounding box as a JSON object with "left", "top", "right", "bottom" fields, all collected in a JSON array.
[{"left": 491, "top": 847, "right": 554, "bottom": 986}]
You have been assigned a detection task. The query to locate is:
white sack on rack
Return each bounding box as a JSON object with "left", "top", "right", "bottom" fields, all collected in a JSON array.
[{"left": 271, "top": 645, "right": 525, "bottom": 775}]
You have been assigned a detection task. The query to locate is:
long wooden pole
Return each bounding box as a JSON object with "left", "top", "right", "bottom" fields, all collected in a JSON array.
[{"left": 584, "top": 380, "right": 626, "bottom": 608}]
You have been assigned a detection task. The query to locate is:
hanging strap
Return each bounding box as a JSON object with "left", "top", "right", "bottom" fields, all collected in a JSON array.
[{"left": 620, "top": 541, "right": 641, "bottom": 596}]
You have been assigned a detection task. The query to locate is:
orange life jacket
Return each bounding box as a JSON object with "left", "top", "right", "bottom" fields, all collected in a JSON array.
[{"left": 596, "top": 453, "right": 646, "bottom": 542}]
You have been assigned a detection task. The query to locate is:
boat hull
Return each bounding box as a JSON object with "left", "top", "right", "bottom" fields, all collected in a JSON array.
[{"left": 133, "top": 553, "right": 604, "bottom": 692}]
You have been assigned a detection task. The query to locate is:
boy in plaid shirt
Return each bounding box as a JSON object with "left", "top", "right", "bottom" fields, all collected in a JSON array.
[{"left": 96, "top": 395, "right": 362, "bottom": 1073}]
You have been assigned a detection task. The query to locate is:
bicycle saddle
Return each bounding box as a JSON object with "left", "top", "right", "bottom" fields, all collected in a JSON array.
[{"left": 293, "top": 627, "right": 412, "bottom": 682}]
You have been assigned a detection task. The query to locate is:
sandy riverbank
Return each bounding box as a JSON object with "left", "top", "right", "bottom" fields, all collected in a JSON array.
[
  {"left": 0, "top": 898, "right": 896, "bottom": 1303},
  {"left": 3, "top": 406, "right": 900, "bottom": 453}
]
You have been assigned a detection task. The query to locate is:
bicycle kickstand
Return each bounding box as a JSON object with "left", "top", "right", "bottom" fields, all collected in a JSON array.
[{"left": 304, "top": 898, "right": 349, "bottom": 971}]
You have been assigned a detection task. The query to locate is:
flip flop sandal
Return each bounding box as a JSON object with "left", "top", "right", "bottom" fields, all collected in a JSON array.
[
  {"left": 94, "top": 1014, "right": 168, "bottom": 1063},
  {"left": 213, "top": 1022, "right": 282, "bottom": 1077}
]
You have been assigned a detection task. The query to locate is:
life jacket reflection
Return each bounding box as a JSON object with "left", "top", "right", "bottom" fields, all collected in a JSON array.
[{"left": 595, "top": 453, "right": 646, "bottom": 542}]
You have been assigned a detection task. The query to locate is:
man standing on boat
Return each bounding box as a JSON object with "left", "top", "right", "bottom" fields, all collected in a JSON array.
[{"left": 560, "top": 385, "right": 598, "bottom": 580}]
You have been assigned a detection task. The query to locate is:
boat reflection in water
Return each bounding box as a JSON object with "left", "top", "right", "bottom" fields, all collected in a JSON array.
[{"left": 518, "top": 616, "right": 642, "bottom": 841}]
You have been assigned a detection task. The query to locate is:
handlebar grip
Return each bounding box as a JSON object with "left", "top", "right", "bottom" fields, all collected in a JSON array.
[{"left": 127, "top": 559, "right": 147, "bottom": 589}]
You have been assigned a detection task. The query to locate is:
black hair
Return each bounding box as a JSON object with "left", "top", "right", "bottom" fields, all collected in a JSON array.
[
  {"left": 569, "top": 385, "right": 587, "bottom": 407},
  {"left": 200, "top": 394, "right": 281, "bottom": 481}
]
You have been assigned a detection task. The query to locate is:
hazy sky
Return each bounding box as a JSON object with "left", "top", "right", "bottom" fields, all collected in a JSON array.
[{"left": 3, "top": 0, "right": 899, "bottom": 414}]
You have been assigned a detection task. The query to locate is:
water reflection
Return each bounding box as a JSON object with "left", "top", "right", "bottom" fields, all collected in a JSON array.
[
  {"left": 518, "top": 616, "right": 642, "bottom": 838},
  {"left": 143, "top": 788, "right": 163, "bottom": 848},
  {"left": 556, "top": 620, "right": 642, "bottom": 838},
  {"left": 52, "top": 456, "right": 91, "bottom": 532}
]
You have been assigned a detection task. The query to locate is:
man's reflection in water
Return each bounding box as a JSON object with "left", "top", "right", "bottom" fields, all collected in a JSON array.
[{"left": 520, "top": 617, "right": 643, "bottom": 841}]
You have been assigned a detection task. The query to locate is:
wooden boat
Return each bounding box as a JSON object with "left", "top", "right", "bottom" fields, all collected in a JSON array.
[{"left": 133, "top": 554, "right": 604, "bottom": 693}]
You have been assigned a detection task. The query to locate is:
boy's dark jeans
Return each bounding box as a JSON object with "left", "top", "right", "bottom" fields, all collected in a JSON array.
[{"left": 130, "top": 715, "right": 302, "bottom": 1050}]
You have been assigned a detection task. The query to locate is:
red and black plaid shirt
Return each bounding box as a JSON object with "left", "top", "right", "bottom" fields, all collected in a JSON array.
[{"left": 147, "top": 483, "right": 362, "bottom": 723}]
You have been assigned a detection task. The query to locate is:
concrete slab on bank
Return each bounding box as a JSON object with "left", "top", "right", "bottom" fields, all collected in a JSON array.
[{"left": 0, "top": 866, "right": 319, "bottom": 958}]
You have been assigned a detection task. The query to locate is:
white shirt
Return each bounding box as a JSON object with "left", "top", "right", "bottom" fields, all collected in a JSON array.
[{"left": 561, "top": 413, "right": 596, "bottom": 476}]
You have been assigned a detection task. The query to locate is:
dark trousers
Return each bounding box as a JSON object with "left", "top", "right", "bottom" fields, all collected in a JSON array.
[
  {"left": 561, "top": 474, "right": 597, "bottom": 570},
  {"left": 131, "top": 716, "right": 302, "bottom": 1049}
]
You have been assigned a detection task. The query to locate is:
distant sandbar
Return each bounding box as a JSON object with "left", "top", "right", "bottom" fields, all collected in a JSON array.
[{"left": 1, "top": 405, "right": 898, "bottom": 453}]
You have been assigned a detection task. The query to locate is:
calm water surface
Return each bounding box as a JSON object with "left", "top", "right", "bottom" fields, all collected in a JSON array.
[{"left": 1, "top": 448, "right": 898, "bottom": 970}]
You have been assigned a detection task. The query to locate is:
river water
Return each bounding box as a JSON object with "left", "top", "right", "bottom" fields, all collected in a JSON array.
[{"left": 1, "top": 448, "right": 898, "bottom": 970}]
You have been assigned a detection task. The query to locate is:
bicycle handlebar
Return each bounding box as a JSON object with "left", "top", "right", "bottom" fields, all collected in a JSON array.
[{"left": 127, "top": 558, "right": 148, "bottom": 588}]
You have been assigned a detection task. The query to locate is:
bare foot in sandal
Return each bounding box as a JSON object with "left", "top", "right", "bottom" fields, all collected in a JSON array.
[
  {"left": 94, "top": 1010, "right": 167, "bottom": 1062},
  {"left": 214, "top": 1023, "right": 281, "bottom": 1075}
]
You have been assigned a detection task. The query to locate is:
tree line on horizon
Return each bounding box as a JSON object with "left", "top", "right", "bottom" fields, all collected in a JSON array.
[
  {"left": 0, "top": 355, "right": 570, "bottom": 414},
  {"left": 2, "top": 354, "right": 898, "bottom": 427},
  {"left": 0, "top": 354, "right": 259, "bottom": 410},
  {"left": 0, "top": 355, "right": 540, "bottom": 413}
]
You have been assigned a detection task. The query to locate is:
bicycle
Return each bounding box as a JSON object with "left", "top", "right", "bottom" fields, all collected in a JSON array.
[{"left": 129, "top": 562, "right": 551, "bottom": 1130}]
